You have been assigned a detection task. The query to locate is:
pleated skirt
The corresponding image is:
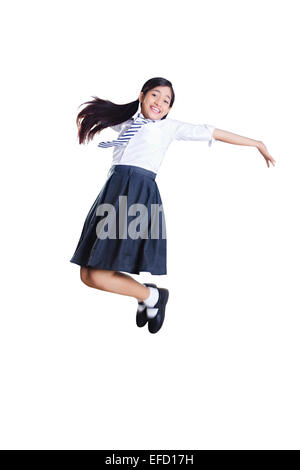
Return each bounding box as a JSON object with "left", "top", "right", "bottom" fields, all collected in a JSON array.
[{"left": 70, "top": 164, "right": 167, "bottom": 275}]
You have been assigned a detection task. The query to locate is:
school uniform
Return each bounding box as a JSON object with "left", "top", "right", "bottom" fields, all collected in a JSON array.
[{"left": 70, "top": 110, "right": 216, "bottom": 275}]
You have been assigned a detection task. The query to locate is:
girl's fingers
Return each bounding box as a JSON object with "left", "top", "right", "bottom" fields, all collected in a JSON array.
[
  {"left": 266, "top": 156, "right": 276, "bottom": 167},
  {"left": 258, "top": 145, "right": 276, "bottom": 167}
]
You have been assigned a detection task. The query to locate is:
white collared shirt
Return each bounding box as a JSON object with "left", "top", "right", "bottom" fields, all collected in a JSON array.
[{"left": 106, "top": 110, "right": 216, "bottom": 174}]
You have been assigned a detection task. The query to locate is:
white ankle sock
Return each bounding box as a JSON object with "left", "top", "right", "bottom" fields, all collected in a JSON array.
[
  {"left": 144, "top": 287, "right": 159, "bottom": 319},
  {"left": 146, "top": 307, "right": 159, "bottom": 319},
  {"left": 137, "top": 284, "right": 157, "bottom": 313},
  {"left": 137, "top": 302, "right": 145, "bottom": 312},
  {"left": 144, "top": 287, "right": 159, "bottom": 307}
]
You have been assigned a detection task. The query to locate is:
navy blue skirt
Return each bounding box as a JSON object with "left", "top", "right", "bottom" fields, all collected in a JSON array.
[{"left": 70, "top": 164, "right": 167, "bottom": 275}]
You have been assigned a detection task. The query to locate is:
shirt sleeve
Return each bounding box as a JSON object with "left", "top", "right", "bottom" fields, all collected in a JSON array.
[{"left": 171, "top": 119, "right": 217, "bottom": 147}]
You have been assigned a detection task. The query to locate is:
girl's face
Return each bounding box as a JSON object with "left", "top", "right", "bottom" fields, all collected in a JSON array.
[{"left": 139, "top": 86, "right": 172, "bottom": 120}]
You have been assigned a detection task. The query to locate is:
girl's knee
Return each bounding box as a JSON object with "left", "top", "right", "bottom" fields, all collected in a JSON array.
[
  {"left": 80, "top": 266, "right": 90, "bottom": 285},
  {"left": 80, "top": 267, "right": 115, "bottom": 288}
]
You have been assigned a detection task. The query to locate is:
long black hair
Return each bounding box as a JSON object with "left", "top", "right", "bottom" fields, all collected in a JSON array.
[{"left": 76, "top": 77, "right": 175, "bottom": 144}]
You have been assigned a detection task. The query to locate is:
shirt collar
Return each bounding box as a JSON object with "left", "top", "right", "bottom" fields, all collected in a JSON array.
[{"left": 131, "top": 109, "right": 156, "bottom": 123}]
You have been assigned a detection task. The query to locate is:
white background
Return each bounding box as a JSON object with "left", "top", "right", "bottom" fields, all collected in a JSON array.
[{"left": 1, "top": 0, "right": 299, "bottom": 450}]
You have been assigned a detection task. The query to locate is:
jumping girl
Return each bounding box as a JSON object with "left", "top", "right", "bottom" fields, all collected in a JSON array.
[{"left": 70, "top": 76, "right": 276, "bottom": 334}]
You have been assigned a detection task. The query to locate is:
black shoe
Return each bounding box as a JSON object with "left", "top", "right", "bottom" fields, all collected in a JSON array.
[
  {"left": 147, "top": 288, "right": 169, "bottom": 334},
  {"left": 136, "top": 283, "right": 157, "bottom": 328}
]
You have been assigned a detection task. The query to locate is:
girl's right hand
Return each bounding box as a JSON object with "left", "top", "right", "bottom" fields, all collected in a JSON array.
[{"left": 256, "top": 141, "right": 276, "bottom": 167}]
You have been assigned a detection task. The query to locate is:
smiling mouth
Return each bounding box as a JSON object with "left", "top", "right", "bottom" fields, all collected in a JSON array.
[{"left": 150, "top": 106, "right": 161, "bottom": 114}]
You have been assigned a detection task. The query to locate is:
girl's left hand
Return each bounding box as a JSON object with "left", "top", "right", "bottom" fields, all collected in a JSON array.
[{"left": 256, "top": 141, "right": 276, "bottom": 167}]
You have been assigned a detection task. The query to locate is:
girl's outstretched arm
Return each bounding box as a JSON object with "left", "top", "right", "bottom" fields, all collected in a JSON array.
[{"left": 213, "top": 128, "right": 276, "bottom": 167}]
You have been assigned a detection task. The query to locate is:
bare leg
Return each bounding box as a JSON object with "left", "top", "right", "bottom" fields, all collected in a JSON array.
[{"left": 80, "top": 266, "right": 150, "bottom": 302}]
